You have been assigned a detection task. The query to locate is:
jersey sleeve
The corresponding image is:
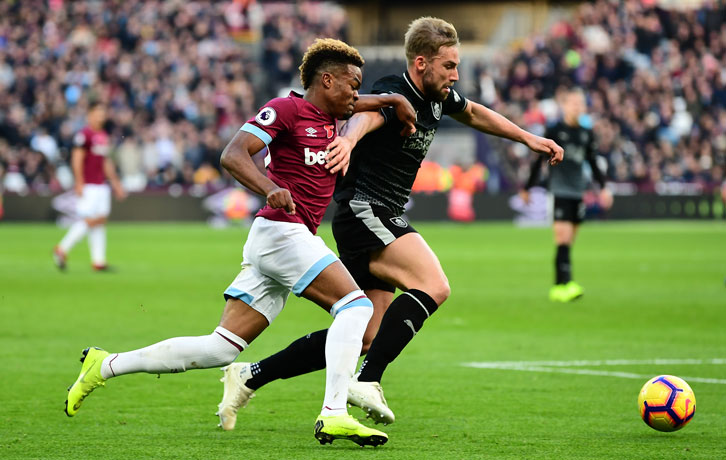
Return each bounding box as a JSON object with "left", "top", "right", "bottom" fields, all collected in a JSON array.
[
  {"left": 370, "top": 77, "right": 403, "bottom": 125},
  {"left": 73, "top": 129, "right": 89, "bottom": 148},
  {"left": 442, "top": 88, "right": 468, "bottom": 115},
  {"left": 240, "top": 97, "right": 297, "bottom": 146}
]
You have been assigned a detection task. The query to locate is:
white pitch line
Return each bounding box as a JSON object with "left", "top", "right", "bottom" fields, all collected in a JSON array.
[
  {"left": 461, "top": 359, "right": 726, "bottom": 385},
  {"left": 462, "top": 358, "right": 726, "bottom": 368}
]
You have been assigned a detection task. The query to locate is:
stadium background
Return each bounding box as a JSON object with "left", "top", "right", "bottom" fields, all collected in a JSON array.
[
  {"left": 1, "top": 2, "right": 725, "bottom": 459},
  {"left": 2, "top": 0, "right": 725, "bottom": 223}
]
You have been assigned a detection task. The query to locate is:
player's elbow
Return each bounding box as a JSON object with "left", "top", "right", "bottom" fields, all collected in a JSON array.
[{"left": 219, "top": 148, "right": 235, "bottom": 173}]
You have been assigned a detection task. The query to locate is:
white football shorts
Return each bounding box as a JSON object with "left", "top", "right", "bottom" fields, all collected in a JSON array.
[
  {"left": 77, "top": 183, "right": 111, "bottom": 218},
  {"left": 224, "top": 217, "right": 338, "bottom": 323}
]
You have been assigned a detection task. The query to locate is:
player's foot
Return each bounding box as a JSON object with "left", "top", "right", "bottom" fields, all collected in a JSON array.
[
  {"left": 549, "top": 284, "right": 567, "bottom": 302},
  {"left": 348, "top": 379, "right": 395, "bottom": 425},
  {"left": 217, "top": 363, "right": 255, "bottom": 430},
  {"left": 314, "top": 414, "right": 388, "bottom": 447},
  {"left": 561, "top": 281, "right": 584, "bottom": 302},
  {"left": 65, "top": 347, "right": 109, "bottom": 417},
  {"left": 92, "top": 264, "right": 115, "bottom": 272},
  {"left": 53, "top": 246, "right": 67, "bottom": 271}
]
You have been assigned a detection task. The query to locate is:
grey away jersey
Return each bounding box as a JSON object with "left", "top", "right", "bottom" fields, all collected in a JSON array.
[
  {"left": 526, "top": 120, "right": 605, "bottom": 199},
  {"left": 334, "top": 71, "right": 468, "bottom": 214}
]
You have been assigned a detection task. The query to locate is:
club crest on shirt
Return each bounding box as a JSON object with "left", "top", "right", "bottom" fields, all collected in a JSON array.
[
  {"left": 389, "top": 216, "right": 408, "bottom": 228},
  {"left": 431, "top": 101, "right": 442, "bottom": 120},
  {"left": 255, "top": 107, "right": 277, "bottom": 126}
]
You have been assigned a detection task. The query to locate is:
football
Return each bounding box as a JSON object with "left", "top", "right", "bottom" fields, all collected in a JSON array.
[{"left": 638, "top": 375, "right": 696, "bottom": 432}]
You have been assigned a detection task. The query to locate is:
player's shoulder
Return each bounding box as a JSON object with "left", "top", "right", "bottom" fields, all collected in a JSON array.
[
  {"left": 73, "top": 126, "right": 92, "bottom": 146},
  {"left": 371, "top": 74, "right": 407, "bottom": 94},
  {"left": 254, "top": 94, "right": 301, "bottom": 127}
]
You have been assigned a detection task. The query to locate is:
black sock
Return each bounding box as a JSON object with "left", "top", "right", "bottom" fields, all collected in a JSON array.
[
  {"left": 556, "top": 244, "right": 571, "bottom": 285},
  {"left": 358, "top": 289, "right": 439, "bottom": 383},
  {"left": 245, "top": 329, "right": 328, "bottom": 390}
]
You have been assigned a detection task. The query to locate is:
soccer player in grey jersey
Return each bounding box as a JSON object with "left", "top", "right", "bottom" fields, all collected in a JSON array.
[
  {"left": 218, "top": 17, "right": 564, "bottom": 427},
  {"left": 521, "top": 88, "right": 612, "bottom": 302}
]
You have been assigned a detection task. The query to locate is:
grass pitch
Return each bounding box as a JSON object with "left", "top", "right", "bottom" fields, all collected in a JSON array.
[{"left": 0, "top": 220, "right": 724, "bottom": 459}]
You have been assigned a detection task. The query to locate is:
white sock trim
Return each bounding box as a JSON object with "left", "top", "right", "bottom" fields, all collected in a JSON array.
[
  {"left": 330, "top": 290, "right": 367, "bottom": 317},
  {"left": 214, "top": 326, "right": 248, "bottom": 351},
  {"left": 403, "top": 291, "right": 430, "bottom": 318}
]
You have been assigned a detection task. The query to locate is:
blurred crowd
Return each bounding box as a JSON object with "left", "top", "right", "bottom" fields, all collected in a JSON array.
[
  {"left": 0, "top": 0, "right": 347, "bottom": 194},
  {"left": 479, "top": 0, "right": 726, "bottom": 193},
  {"left": 2, "top": 0, "right": 726, "bottom": 196}
]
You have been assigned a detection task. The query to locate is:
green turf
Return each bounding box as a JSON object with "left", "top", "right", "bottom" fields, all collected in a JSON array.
[{"left": 0, "top": 221, "right": 724, "bottom": 459}]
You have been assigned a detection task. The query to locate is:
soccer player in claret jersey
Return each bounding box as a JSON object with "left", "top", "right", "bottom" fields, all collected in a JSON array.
[
  {"left": 520, "top": 88, "right": 612, "bottom": 302},
  {"left": 64, "top": 38, "right": 416, "bottom": 447},
  {"left": 53, "top": 103, "right": 126, "bottom": 271},
  {"left": 218, "top": 17, "right": 564, "bottom": 428}
]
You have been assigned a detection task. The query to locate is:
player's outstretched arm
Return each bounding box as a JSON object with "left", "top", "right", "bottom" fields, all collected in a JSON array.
[
  {"left": 325, "top": 111, "right": 386, "bottom": 175},
  {"left": 355, "top": 94, "right": 416, "bottom": 137},
  {"left": 451, "top": 101, "right": 563, "bottom": 165},
  {"left": 221, "top": 131, "right": 296, "bottom": 215}
]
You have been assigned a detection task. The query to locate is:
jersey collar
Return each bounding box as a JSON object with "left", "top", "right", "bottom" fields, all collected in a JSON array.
[{"left": 403, "top": 71, "right": 425, "bottom": 101}]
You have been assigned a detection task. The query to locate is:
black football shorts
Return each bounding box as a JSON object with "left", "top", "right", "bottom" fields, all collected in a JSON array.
[{"left": 332, "top": 199, "right": 417, "bottom": 292}]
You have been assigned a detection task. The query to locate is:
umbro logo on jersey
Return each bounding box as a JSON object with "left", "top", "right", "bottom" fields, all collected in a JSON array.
[
  {"left": 389, "top": 216, "right": 408, "bottom": 228},
  {"left": 305, "top": 127, "right": 318, "bottom": 137}
]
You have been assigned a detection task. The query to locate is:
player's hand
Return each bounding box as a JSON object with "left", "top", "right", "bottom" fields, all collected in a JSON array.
[
  {"left": 114, "top": 186, "right": 128, "bottom": 201},
  {"left": 74, "top": 183, "right": 83, "bottom": 196},
  {"left": 325, "top": 136, "right": 354, "bottom": 175},
  {"left": 266, "top": 187, "right": 296, "bottom": 215},
  {"left": 519, "top": 189, "right": 530, "bottom": 204},
  {"left": 391, "top": 94, "right": 417, "bottom": 136},
  {"left": 599, "top": 188, "right": 613, "bottom": 210},
  {"left": 525, "top": 134, "right": 564, "bottom": 166}
]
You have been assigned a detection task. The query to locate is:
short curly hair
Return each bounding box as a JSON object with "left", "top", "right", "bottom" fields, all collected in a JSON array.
[
  {"left": 404, "top": 17, "right": 459, "bottom": 65},
  {"left": 299, "top": 38, "right": 364, "bottom": 90}
]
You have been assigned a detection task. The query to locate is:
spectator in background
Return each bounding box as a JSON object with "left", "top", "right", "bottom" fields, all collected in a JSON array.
[{"left": 0, "top": 0, "right": 347, "bottom": 194}]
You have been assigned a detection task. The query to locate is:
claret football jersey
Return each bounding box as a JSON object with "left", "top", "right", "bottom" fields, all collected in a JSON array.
[{"left": 240, "top": 91, "right": 338, "bottom": 234}]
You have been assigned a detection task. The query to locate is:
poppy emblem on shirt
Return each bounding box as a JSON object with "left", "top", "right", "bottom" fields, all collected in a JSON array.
[
  {"left": 255, "top": 107, "right": 277, "bottom": 126},
  {"left": 324, "top": 124, "right": 335, "bottom": 138}
]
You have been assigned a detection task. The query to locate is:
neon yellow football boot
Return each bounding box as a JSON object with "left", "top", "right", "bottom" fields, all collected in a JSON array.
[
  {"left": 562, "top": 281, "right": 584, "bottom": 302},
  {"left": 65, "top": 347, "right": 109, "bottom": 417},
  {"left": 549, "top": 284, "right": 567, "bottom": 302},
  {"left": 314, "top": 414, "right": 388, "bottom": 447}
]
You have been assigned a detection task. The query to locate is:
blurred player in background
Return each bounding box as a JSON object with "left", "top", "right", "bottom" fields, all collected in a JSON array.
[
  {"left": 65, "top": 38, "right": 416, "bottom": 447},
  {"left": 53, "top": 103, "right": 126, "bottom": 271},
  {"left": 219, "top": 17, "right": 563, "bottom": 428},
  {"left": 520, "top": 88, "right": 613, "bottom": 302}
]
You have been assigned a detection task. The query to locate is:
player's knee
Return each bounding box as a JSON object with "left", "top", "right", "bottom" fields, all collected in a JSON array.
[{"left": 428, "top": 279, "right": 451, "bottom": 306}]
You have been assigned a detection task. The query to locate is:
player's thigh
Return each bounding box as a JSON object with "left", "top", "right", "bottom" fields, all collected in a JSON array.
[
  {"left": 300, "top": 260, "right": 361, "bottom": 312},
  {"left": 368, "top": 232, "right": 449, "bottom": 302},
  {"left": 218, "top": 297, "right": 270, "bottom": 344}
]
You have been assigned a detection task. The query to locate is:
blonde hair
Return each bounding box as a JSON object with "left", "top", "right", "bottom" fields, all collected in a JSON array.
[
  {"left": 299, "top": 38, "right": 364, "bottom": 89},
  {"left": 404, "top": 17, "right": 459, "bottom": 65}
]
